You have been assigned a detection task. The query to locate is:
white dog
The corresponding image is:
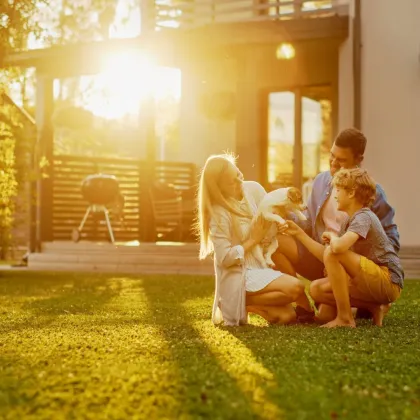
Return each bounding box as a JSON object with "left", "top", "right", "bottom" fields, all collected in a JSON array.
[{"left": 251, "top": 187, "right": 307, "bottom": 268}]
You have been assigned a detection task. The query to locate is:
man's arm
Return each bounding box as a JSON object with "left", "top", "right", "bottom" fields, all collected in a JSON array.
[
  {"left": 372, "top": 184, "right": 400, "bottom": 252},
  {"left": 292, "top": 173, "right": 324, "bottom": 234}
]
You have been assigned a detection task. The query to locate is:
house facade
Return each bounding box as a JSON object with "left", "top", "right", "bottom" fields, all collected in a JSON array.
[
  {"left": 3, "top": 0, "right": 418, "bottom": 252},
  {"left": 175, "top": 0, "right": 419, "bottom": 249},
  {"left": 353, "top": 0, "right": 420, "bottom": 248}
]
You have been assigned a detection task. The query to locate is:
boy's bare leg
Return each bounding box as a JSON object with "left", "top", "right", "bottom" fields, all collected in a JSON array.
[
  {"left": 321, "top": 247, "right": 356, "bottom": 328},
  {"left": 347, "top": 299, "right": 391, "bottom": 327},
  {"left": 323, "top": 249, "right": 391, "bottom": 326},
  {"left": 310, "top": 266, "right": 391, "bottom": 327}
]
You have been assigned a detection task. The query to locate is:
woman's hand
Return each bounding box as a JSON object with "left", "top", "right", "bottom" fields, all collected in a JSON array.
[
  {"left": 276, "top": 222, "right": 289, "bottom": 235},
  {"left": 284, "top": 220, "right": 304, "bottom": 238},
  {"left": 249, "top": 215, "right": 271, "bottom": 245},
  {"left": 321, "top": 231, "right": 338, "bottom": 244}
]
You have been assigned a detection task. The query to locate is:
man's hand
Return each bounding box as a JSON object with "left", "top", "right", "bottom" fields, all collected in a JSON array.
[
  {"left": 321, "top": 231, "right": 338, "bottom": 244},
  {"left": 249, "top": 215, "right": 271, "bottom": 244}
]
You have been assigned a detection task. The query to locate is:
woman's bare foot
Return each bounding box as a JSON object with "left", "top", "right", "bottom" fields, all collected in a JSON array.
[
  {"left": 370, "top": 304, "right": 391, "bottom": 327},
  {"left": 320, "top": 317, "right": 356, "bottom": 328},
  {"left": 246, "top": 305, "right": 296, "bottom": 325}
]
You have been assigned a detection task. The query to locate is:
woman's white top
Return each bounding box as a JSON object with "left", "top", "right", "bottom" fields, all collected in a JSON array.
[{"left": 209, "top": 181, "right": 283, "bottom": 326}]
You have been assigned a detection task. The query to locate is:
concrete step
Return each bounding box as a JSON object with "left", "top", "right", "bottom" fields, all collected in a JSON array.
[
  {"left": 29, "top": 252, "right": 207, "bottom": 265},
  {"left": 41, "top": 241, "right": 200, "bottom": 255},
  {"left": 28, "top": 260, "right": 213, "bottom": 276},
  {"left": 401, "top": 261, "right": 420, "bottom": 279},
  {"left": 28, "top": 241, "right": 213, "bottom": 275},
  {"left": 399, "top": 246, "right": 420, "bottom": 261}
]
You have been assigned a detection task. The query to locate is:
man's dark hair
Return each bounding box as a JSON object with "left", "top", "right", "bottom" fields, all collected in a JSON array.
[{"left": 335, "top": 128, "right": 367, "bottom": 157}]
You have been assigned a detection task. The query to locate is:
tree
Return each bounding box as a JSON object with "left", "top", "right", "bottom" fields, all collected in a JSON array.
[
  {"left": 0, "top": 1, "right": 148, "bottom": 257},
  {"left": 0, "top": 1, "right": 43, "bottom": 259},
  {"left": 0, "top": 0, "right": 46, "bottom": 64}
]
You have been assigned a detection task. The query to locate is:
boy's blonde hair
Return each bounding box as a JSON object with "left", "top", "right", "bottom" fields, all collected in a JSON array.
[
  {"left": 196, "top": 153, "right": 252, "bottom": 260},
  {"left": 332, "top": 168, "right": 376, "bottom": 207}
]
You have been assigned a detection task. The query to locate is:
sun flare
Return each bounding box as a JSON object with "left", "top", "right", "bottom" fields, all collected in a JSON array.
[{"left": 81, "top": 50, "right": 181, "bottom": 120}]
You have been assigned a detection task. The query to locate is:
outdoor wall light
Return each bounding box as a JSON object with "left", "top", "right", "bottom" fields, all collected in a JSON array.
[{"left": 276, "top": 43, "right": 295, "bottom": 60}]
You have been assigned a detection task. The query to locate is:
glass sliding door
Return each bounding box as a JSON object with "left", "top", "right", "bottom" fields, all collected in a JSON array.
[
  {"left": 266, "top": 85, "right": 332, "bottom": 190},
  {"left": 267, "top": 91, "right": 295, "bottom": 187},
  {"left": 301, "top": 86, "right": 332, "bottom": 183}
]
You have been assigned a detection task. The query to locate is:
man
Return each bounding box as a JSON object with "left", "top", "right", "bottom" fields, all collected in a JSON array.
[{"left": 273, "top": 128, "right": 400, "bottom": 292}]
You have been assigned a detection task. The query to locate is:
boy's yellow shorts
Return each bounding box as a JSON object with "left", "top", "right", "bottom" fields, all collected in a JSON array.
[{"left": 349, "top": 256, "right": 401, "bottom": 304}]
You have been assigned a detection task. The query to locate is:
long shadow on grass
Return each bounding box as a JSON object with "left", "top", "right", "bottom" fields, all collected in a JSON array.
[
  {"left": 0, "top": 272, "right": 122, "bottom": 333},
  {"left": 0, "top": 354, "right": 40, "bottom": 414},
  {"left": 224, "top": 281, "right": 420, "bottom": 418},
  {"left": 141, "top": 275, "right": 256, "bottom": 418}
]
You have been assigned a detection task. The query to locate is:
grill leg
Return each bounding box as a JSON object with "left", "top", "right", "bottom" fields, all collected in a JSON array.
[
  {"left": 78, "top": 206, "right": 92, "bottom": 231},
  {"left": 103, "top": 209, "right": 115, "bottom": 244}
]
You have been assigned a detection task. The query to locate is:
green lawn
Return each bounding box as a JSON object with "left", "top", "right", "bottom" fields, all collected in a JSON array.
[{"left": 0, "top": 272, "right": 420, "bottom": 420}]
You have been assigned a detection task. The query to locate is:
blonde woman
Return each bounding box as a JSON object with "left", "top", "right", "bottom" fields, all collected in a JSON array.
[{"left": 197, "top": 154, "right": 313, "bottom": 326}]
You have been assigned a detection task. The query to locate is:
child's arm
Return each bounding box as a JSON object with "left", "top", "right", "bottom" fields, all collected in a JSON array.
[
  {"left": 328, "top": 211, "right": 372, "bottom": 254},
  {"left": 329, "top": 232, "right": 359, "bottom": 254},
  {"left": 285, "top": 220, "right": 325, "bottom": 262}
]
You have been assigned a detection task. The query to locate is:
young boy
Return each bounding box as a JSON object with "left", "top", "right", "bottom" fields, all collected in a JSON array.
[{"left": 285, "top": 168, "right": 404, "bottom": 328}]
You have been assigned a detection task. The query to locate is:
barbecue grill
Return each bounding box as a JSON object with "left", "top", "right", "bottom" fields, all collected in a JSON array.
[{"left": 71, "top": 173, "right": 121, "bottom": 243}]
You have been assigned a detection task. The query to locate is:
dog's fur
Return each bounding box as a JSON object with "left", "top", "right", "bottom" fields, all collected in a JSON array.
[{"left": 251, "top": 187, "right": 307, "bottom": 268}]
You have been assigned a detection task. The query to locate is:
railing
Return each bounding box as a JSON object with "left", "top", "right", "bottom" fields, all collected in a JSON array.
[
  {"left": 51, "top": 155, "right": 197, "bottom": 242},
  {"left": 143, "top": 0, "right": 349, "bottom": 30}
]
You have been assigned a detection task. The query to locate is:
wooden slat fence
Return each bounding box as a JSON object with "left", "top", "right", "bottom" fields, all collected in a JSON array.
[{"left": 52, "top": 155, "right": 197, "bottom": 242}]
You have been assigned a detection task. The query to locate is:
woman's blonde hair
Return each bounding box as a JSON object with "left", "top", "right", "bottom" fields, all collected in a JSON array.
[
  {"left": 332, "top": 168, "right": 377, "bottom": 207},
  {"left": 196, "top": 153, "right": 252, "bottom": 260}
]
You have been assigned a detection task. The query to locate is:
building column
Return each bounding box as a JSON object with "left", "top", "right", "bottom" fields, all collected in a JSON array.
[
  {"left": 293, "top": 87, "right": 303, "bottom": 189},
  {"left": 235, "top": 50, "right": 264, "bottom": 184},
  {"left": 138, "top": 91, "right": 157, "bottom": 242},
  {"left": 137, "top": 1, "right": 158, "bottom": 242},
  {"left": 35, "top": 73, "right": 54, "bottom": 249}
]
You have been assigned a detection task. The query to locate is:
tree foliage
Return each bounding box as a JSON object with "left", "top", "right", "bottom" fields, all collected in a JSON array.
[
  {"left": 0, "top": 98, "right": 33, "bottom": 258},
  {"left": 0, "top": 1, "right": 178, "bottom": 257},
  {"left": 0, "top": 1, "right": 41, "bottom": 258},
  {"left": 0, "top": 0, "right": 46, "bottom": 63}
]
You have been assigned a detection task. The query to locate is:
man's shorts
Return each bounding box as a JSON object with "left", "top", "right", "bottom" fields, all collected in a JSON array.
[
  {"left": 349, "top": 256, "right": 401, "bottom": 304},
  {"left": 295, "top": 240, "right": 325, "bottom": 281}
]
